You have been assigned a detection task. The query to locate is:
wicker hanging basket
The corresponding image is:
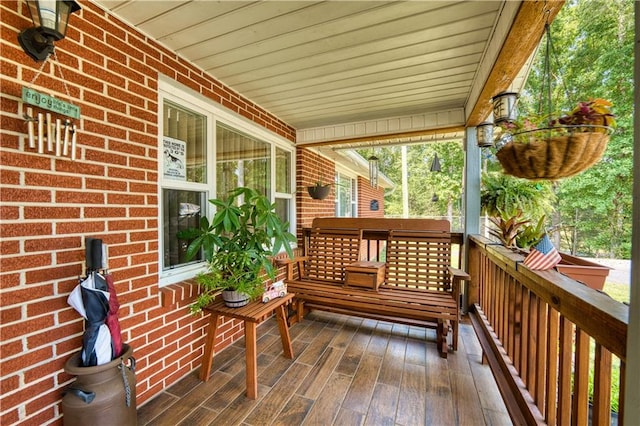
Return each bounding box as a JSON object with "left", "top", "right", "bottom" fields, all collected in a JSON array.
[{"left": 495, "top": 125, "right": 611, "bottom": 180}]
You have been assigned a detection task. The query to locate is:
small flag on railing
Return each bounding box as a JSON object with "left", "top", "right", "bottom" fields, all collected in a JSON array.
[{"left": 523, "top": 234, "right": 561, "bottom": 271}]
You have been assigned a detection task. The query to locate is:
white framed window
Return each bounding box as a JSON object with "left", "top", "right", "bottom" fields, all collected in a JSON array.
[
  {"left": 335, "top": 170, "right": 357, "bottom": 217},
  {"left": 159, "top": 79, "right": 295, "bottom": 286}
]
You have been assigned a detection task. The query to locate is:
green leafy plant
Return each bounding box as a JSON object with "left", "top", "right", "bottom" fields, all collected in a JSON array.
[
  {"left": 515, "top": 215, "right": 547, "bottom": 249},
  {"left": 481, "top": 172, "right": 555, "bottom": 247},
  {"left": 180, "top": 187, "right": 297, "bottom": 313}
]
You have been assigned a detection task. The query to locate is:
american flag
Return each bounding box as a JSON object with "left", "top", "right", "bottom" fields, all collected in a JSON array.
[{"left": 523, "top": 234, "right": 561, "bottom": 270}]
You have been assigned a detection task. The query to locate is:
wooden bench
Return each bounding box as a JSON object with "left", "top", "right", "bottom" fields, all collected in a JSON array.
[{"left": 277, "top": 218, "right": 469, "bottom": 358}]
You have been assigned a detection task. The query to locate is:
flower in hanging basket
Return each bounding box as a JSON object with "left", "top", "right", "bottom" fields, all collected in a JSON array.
[
  {"left": 493, "top": 98, "right": 616, "bottom": 180},
  {"left": 551, "top": 98, "right": 616, "bottom": 132}
]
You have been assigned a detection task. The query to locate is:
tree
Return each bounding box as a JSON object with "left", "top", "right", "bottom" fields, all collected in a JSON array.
[{"left": 517, "top": 0, "right": 633, "bottom": 258}]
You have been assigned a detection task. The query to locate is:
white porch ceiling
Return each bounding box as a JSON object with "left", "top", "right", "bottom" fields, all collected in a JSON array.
[{"left": 92, "top": 1, "right": 527, "bottom": 132}]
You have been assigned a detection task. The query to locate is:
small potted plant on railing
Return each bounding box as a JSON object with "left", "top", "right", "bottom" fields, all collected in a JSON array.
[{"left": 493, "top": 98, "right": 616, "bottom": 180}]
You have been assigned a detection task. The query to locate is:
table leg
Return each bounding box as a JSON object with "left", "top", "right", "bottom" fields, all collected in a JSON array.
[
  {"left": 199, "top": 313, "right": 220, "bottom": 381},
  {"left": 245, "top": 321, "right": 258, "bottom": 399},
  {"left": 275, "top": 304, "right": 294, "bottom": 359}
]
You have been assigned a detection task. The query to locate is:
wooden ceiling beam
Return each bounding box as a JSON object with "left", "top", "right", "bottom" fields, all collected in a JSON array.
[{"left": 466, "top": 0, "right": 565, "bottom": 127}]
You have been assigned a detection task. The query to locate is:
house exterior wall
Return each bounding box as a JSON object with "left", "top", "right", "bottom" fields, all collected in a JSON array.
[
  {"left": 0, "top": 2, "right": 296, "bottom": 424},
  {"left": 296, "top": 148, "right": 336, "bottom": 235},
  {"left": 356, "top": 176, "right": 385, "bottom": 218}
]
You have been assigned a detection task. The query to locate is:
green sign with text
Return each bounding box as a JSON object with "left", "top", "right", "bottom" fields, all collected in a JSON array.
[{"left": 22, "top": 87, "right": 80, "bottom": 119}]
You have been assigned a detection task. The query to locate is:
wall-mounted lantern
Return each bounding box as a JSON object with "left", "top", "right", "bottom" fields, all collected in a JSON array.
[
  {"left": 18, "top": 0, "right": 81, "bottom": 62},
  {"left": 476, "top": 122, "right": 494, "bottom": 147},
  {"left": 491, "top": 92, "right": 519, "bottom": 125}
]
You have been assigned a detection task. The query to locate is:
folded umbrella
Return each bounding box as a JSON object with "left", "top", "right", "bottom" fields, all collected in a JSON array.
[
  {"left": 68, "top": 272, "right": 113, "bottom": 366},
  {"left": 105, "top": 273, "right": 123, "bottom": 358}
]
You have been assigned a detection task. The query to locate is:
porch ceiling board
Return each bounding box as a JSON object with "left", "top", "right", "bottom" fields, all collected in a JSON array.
[{"left": 94, "top": 0, "right": 558, "bottom": 133}]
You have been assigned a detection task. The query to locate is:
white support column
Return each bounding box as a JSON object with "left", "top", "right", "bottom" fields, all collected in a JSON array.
[
  {"left": 624, "top": 1, "right": 640, "bottom": 420},
  {"left": 464, "top": 127, "right": 481, "bottom": 237}
]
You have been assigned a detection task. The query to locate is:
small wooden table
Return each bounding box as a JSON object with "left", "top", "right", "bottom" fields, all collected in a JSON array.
[{"left": 199, "top": 293, "right": 295, "bottom": 399}]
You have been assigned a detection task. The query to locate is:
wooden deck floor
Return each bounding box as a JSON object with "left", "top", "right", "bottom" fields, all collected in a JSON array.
[{"left": 137, "top": 311, "right": 512, "bottom": 426}]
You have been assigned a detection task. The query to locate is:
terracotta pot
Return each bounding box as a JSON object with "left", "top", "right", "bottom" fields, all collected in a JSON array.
[
  {"left": 556, "top": 253, "right": 611, "bottom": 291},
  {"left": 62, "top": 344, "right": 136, "bottom": 425}
]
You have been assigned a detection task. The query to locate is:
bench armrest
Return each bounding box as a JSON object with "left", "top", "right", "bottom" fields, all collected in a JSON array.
[
  {"left": 275, "top": 256, "right": 308, "bottom": 280},
  {"left": 449, "top": 266, "right": 470, "bottom": 282}
]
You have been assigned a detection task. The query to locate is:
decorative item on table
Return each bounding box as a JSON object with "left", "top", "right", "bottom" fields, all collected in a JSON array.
[
  {"left": 523, "top": 233, "right": 561, "bottom": 271},
  {"left": 262, "top": 280, "right": 287, "bottom": 303}
]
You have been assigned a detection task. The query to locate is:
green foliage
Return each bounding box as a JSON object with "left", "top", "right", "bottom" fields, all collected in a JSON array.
[
  {"left": 181, "top": 187, "right": 297, "bottom": 313},
  {"left": 481, "top": 172, "right": 555, "bottom": 247},
  {"left": 518, "top": 0, "right": 633, "bottom": 258},
  {"left": 516, "top": 216, "right": 547, "bottom": 250}
]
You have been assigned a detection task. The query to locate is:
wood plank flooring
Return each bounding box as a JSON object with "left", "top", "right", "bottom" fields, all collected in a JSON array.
[{"left": 138, "top": 311, "right": 512, "bottom": 426}]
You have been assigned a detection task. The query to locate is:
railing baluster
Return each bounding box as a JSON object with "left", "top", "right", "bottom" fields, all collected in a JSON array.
[
  {"left": 527, "top": 294, "right": 539, "bottom": 394},
  {"left": 572, "top": 328, "right": 590, "bottom": 426},
  {"left": 592, "top": 343, "right": 612, "bottom": 426},
  {"left": 558, "top": 316, "right": 573, "bottom": 426},
  {"left": 545, "top": 307, "right": 559, "bottom": 425},
  {"left": 535, "top": 301, "right": 548, "bottom": 414}
]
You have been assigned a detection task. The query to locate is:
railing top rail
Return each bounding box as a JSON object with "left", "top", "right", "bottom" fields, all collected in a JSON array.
[{"left": 469, "top": 234, "right": 628, "bottom": 360}]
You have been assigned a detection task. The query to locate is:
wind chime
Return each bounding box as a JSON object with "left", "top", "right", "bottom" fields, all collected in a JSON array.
[{"left": 22, "top": 51, "right": 80, "bottom": 160}]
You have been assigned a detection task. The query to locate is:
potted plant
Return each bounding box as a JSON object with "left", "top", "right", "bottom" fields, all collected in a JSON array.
[
  {"left": 480, "top": 172, "right": 555, "bottom": 248},
  {"left": 180, "top": 187, "right": 297, "bottom": 311},
  {"left": 306, "top": 180, "right": 332, "bottom": 200},
  {"left": 493, "top": 98, "right": 616, "bottom": 180}
]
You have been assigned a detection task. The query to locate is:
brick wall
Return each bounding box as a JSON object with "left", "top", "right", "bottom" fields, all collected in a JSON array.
[
  {"left": 357, "top": 176, "right": 385, "bottom": 218},
  {"left": 0, "top": 2, "right": 296, "bottom": 424},
  {"left": 296, "top": 148, "right": 336, "bottom": 236}
]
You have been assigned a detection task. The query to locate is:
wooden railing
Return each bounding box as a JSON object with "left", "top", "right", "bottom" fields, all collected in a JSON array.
[{"left": 468, "top": 235, "right": 628, "bottom": 426}]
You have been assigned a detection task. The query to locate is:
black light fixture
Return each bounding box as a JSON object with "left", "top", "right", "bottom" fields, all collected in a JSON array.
[
  {"left": 18, "top": 0, "right": 81, "bottom": 62},
  {"left": 430, "top": 153, "right": 441, "bottom": 172},
  {"left": 368, "top": 155, "right": 379, "bottom": 188},
  {"left": 431, "top": 193, "right": 439, "bottom": 202}
]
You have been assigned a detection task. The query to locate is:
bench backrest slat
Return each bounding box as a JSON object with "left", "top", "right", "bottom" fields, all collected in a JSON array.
[
  {"left": 385, "top": 230, "right": 452, "bottom": 291},
  {"left": 306, "top": 228, "right": 362, "bottom": 282}
]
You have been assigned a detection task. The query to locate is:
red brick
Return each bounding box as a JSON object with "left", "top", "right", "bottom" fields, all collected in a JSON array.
[
  {"left": 25, "top": 236, "right": 80, "bottom": 252},
  {"left": 0, "top": 187, "right": 51, "bottom": 203},
  {"left": 1, "top": 373, "right": 20, "bottom": 395},
  {"left": 24, "top": 206, "right": 81, "bottom": 219},
  {"left": 108, "top": 166, "right": 146, "bottom": 181},
  {"left": 0, "top": 221, "right": 52, "bottom": 238},
  {"left": 25, "top": 172, "right": 83, "bottom": 188},
  {"left": 83, "top": 207, "right": 126, "bottom": 218},
  {"left": 0, "top": 205, "right": 19, "bottom": 222},
  {"left": 55, "top": 221, "right": 105, "bottom": 236},
  {"left": 107, "top": 193, "right": 146, "bottom": 205},
  {"left": 55, "top": 190, "right": 105, "bottom": 204},
  {"left": 55, "top": 159, "right": 105, "bottom": 176},
  {"left": 0, "top": 168, "right": 20, "bottom": 185},
  {"left": 84, "top": 148, "right": 127, "bottom": 166},
  {"left": 85, "top": 177, "right": 128, "bottom": 191},
  {"left": 1, "top": 346, "right": 53, "bottom": 376}
]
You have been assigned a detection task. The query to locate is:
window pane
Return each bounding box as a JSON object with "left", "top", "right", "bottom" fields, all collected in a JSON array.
[
  {"left": 163, "top": 189, "right": 206, "bottom": 269},
  {"left": 163, "top": 101, "right": 206, "bottom": 183},
  {"left": 336, "top": 174, "right": 353, "bottom": 217},
  {"left": 275, "top": 198, "right": 290, "bottom": 225},
  {"left": 216, "top": 123, "right": 270, "bottom": 196},
  {"left": 276, "top": 148, "right": 291, "bottom": 193}
]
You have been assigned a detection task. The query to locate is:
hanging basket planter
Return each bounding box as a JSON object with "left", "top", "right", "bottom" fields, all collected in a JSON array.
[
  {"left": 496, "top": 124, "right": 612, "bottom": 180},
  {"left": 307, "top": 184, "right": 331, "bottom": 200}
]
